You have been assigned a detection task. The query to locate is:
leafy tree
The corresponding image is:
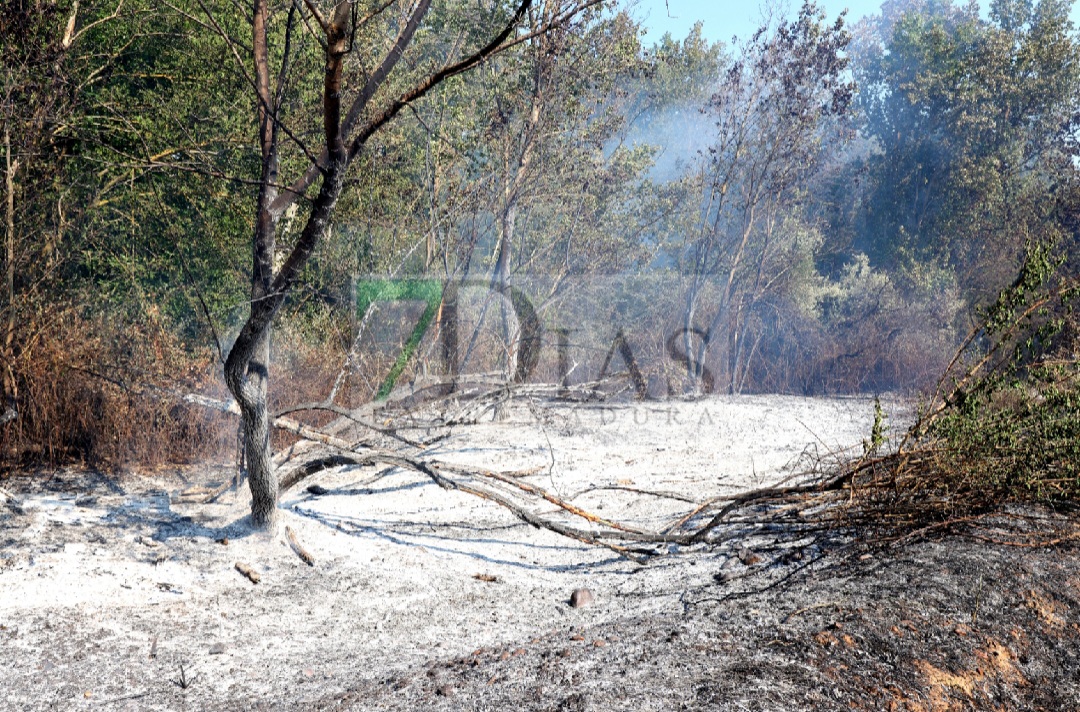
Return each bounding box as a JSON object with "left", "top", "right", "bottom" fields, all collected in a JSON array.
[
  {"left": 192, "top": 0, "right": 604, "bottom": 530},
  {"left": 851, "top": 0, "right": 1080, "bottom": 299},
  {"left": 677, "top": 1, "right": 853, "bottom": 393}
]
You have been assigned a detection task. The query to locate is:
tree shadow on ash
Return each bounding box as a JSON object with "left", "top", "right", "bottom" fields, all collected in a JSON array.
[
  {"left": 290, "top": 504, "right": 623, "bottom": 572},
  {"left": 91, "top": 488, "right": 263, "bottom": 548}
]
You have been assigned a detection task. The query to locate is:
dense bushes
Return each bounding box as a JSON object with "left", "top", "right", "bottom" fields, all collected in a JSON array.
[
  {"left": 0, "top": 310, "right": 233, "bottom": 470},
  {"left": 823, "top": 243, "right": 1080, "bottom": 539}
]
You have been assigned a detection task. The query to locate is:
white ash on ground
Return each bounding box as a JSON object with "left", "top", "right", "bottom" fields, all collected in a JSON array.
[{"left": 10, "top": 394, "right": 1072, "bottom": 712}]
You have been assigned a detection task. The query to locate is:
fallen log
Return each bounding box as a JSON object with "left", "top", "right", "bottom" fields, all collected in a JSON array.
[{"left": 234, "top": 561, "right": 260, "bottom": 584}]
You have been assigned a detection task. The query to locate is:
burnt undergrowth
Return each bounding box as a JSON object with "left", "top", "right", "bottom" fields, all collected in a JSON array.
[{"left": 756, "top": 241, "right": 1080, "bottom": 549}]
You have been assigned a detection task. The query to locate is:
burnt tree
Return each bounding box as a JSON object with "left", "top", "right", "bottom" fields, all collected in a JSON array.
[{"left": 215, "top": 0, "right": 598, "bottom": 529}]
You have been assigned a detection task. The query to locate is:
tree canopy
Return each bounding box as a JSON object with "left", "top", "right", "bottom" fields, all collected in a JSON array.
[{"left": 1, "top": 0, "right": 1078, "bottom": 470}]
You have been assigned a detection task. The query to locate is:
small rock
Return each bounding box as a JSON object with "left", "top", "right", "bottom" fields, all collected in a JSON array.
[
  {"left": 436, "top": 684, "right": 455, "bottom": 697},
  {"left": 814, "top": 630, "right": 839, "bottom": 647},
  {"left": 738, "top": 548, "right": 762, "bottom": 566},
  {"left": 209, "top": 642, "right": 226, "bottom": 655},
  {"left": 592, "top": 639, "right": 607, "bottom": 647},
  {"left": 306, "top": 484, "right": 329, "bottom": 496},
  {"left": 569, "top": 588, "right": 594, "bottom": 608}
]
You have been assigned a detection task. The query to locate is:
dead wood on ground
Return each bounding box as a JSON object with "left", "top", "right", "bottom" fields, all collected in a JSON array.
[
  {"left": 285, "top": 525, "right": 315, "bottom": 566},
  {"left": 167, "top": 377, "right": 856, "bottom": 562},
  {"left": 178, "top": 347, "right": 1080, "bottom": 562}
]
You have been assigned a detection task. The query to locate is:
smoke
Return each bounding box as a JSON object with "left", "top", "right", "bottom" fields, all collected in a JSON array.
[{"left": 619, "top": 104, "right": 715, "bottom": 183}]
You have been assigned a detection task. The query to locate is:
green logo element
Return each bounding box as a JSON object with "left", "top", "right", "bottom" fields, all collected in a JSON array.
[{"left": 356, "top": 279, "right": 443, "bottom": 400}]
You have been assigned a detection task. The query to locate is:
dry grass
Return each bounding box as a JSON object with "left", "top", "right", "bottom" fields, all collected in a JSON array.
[{"left": 0, "top": 311, "right": 234, "bottom": 472}]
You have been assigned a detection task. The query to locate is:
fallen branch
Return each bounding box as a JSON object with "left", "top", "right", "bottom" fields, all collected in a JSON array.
[
  {"left": 274, "top": 401, "right": 426, "bottom": 447},
  {"left": 182, "top": 393, "right": 361, "bottom": 451},
  {"left": 277, "top": 445, "right": 665, "bottom": 561},
  {"left": 434, "top": 461, "right": 656, "bottom": 537},
  {"left": 285, "top": 526, "right": 315, "bottom": 566},
  {"left": 188, "top": 377, "right": 1080, "bottom": 561},
  {"left": 234, "top": 561, "right": 260, "bottom": 584}
]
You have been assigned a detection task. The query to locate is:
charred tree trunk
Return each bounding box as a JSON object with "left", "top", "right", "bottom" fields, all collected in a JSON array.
[
  {"left": 239, "top": 331, "right": 275, "bottom": 523},
  {"left": 224, "top": 0, "right": 281, "bottom": 529},
  {"left": 225, "top": 162, "right": 348, "bottom": 529},
  {"left": 211, "top": 0, "right": 561, "bottom": 528},
  {"left": 224, "top": 0, "right": 352, "bottom": 530},
  {"left": 3, "top": 126, "right": 17, "bottom": 420},
  {"left": 492, "top": 201, "right": 518, "bottom": 377}
]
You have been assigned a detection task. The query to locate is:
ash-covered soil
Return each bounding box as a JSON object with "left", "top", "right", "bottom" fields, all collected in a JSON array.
[
  {"left": 321, "top": 538, "right": 1080, "bottom": 712},
  {"left": 0, "top": 395, "right": 1077, "bottom": 711}
]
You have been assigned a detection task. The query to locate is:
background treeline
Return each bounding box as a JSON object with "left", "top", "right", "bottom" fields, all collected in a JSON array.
[{"left": 1, "top": 0, "right": 1078, "bottom": 468}]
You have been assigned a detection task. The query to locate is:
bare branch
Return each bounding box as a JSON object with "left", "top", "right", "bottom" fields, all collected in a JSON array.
[
  {"left": 274, "top": 401, "right": 426, "bottom": 447},
  {"left": 355, "top": 0, "right": 397, "bottom": 32},
  {"left": 347, "top": 0, "right": 602, "bottom": 162},
  {"left": 340, "top": 0, "right": 432, "bottom": 147},
  {"left": 268, "top": 0, "right": 434, "bottom": 216},
  {"left": 64, "top": 0, "right": 126, "bottom": 49},
  {"left": 181, "top": 392, "right": 364, "bottom": 452},
  {"left": 302, "top": 0, "right": 330, "bottom": 32},
  {"left": 275, "top": 3, "right": 299, "bottom": 107},
  {"left": 269, "top": 0, "right": 593, "bottom": 218},
  {"left": 321, "top": 1, "right": 354, "bottom": 152}
]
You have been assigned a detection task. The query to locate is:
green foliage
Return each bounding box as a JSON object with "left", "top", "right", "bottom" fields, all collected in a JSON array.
[
  {"left": 928, "top": 361, "right": 1080, "bottom": 502},
  {"left": 639, "top": 22, "right": 726, "bottom": 106},
  {"left": 863, "top": 395, "right": 887, "bottom": 454},
  {"left": 900, "top": 238, "right": 1080, "bottom": 508},
  {"left": 850, "top": 0, "right": 1080, "bottom": 300},
  {"left": 2, "top": 0, "right": 254, "bottom": 335},
  {"left": 5, "top": 0, "right": 1080, "bottom": 468}
]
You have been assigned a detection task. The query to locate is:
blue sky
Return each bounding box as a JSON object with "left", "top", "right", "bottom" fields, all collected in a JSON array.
[{"left": 632, "top": 0, "right": 1080, "bottom": 45}]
